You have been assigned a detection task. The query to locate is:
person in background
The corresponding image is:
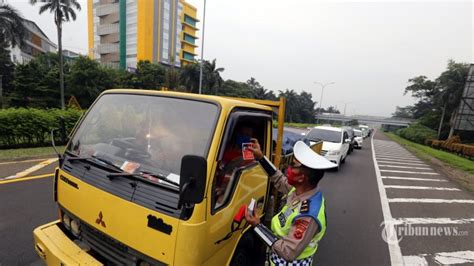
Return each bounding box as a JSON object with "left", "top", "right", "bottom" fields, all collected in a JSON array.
[{"left": 245, "top": 140, "right": 336, "bottom": 265}]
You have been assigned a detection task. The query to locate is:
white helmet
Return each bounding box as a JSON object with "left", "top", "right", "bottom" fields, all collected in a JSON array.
[{"left": 293, "top": 141, "right": 337, "bottom": 169}]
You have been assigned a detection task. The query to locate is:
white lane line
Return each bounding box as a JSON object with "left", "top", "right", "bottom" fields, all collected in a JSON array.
[
  {"left": 403, "top": 256, "right": 428, "bottom": 265},
  {"left": 377, "top": 160, "right": 428, "bottom": 166},
  {"left": 371, "top": 132, "right": 404, "bottom": 265},
  {"left": 1, "top": 158, "right": 58, "bottom": 180},
  {"left": 375, "top": 151, "right": 416, "bottom": 158},
  {"left": 389, "top": 198, "right": 474, "bottom": 204},
  {"left": 382, "top": 176, "right": 447, "bottom": 182},
  {"left": 0, "top": 158, "right": 47, "bottom": 165},
  {"left": 404, "top": 251, "right": 474, "bottom": 265},
  {"left": 378, "top": 165, "right": 432, "bottom": 170},
  {"left": 384, "top": 185, "right": 460, "bottom": 191},
  {"left": 376, "top": 156, "right": 424, "bottom": 162},
  {"left": 376, "top": 155, "right": 422, "bottom": 161},
  {"left": 434, "top": 251, "right": 474, "bottom": 264},
  {"left": 393, "top": 218, "right": 474, "bottom": 225},
  {"left": 380, "top": 170, "right": 439, "bottom": 175}
]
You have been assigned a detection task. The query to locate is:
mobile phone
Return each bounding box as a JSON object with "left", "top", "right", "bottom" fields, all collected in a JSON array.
[{"left": 242, "top": 143, "right": 255, "bottom": 160}]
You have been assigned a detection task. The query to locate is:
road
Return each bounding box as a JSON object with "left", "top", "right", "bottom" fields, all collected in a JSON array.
[{"left": 0, "top": 130, "right": 472, "bottom": 265}]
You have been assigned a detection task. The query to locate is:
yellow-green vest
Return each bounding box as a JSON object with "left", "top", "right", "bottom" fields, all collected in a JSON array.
[{"left": 271, "top": 189, "right": 327, "bottom": 261}]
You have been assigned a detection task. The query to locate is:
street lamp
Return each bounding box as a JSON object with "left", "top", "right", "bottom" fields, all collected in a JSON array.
[
  {"left": 343, "top": 101, "right": 352, "bottom": 116},
  {"left": 198, "top": 0, "right": 207, "bottom": 94},
  {"left": 314, "top": 81, "right": 335, "bottom": 124}
]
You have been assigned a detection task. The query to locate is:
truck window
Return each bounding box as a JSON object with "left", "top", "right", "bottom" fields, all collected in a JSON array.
[{"left": 213, "top": 116, "right": 267, "bottom": 210}]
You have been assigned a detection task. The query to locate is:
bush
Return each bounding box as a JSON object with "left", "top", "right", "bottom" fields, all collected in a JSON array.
[
  {"left": 396, "top": 123, "right": 437, "bottom": 144},
  {"left": 0, "top": 108, "right": 83, "bottom": 148}
]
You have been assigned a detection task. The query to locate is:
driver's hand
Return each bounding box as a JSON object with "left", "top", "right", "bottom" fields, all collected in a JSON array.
[{"left": 249, "top": 138, "right": 263, "bottom": 160}]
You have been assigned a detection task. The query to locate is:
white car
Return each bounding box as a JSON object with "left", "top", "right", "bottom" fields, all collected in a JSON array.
[
  {"left": 353, "top": 129, "right": 363, "bottom": 149},
  {"left": 306, "top": 126, "right": 350, "bottom": 171},
  {"left": 359, "top": 125, "right": 369, "bottom": 138}
]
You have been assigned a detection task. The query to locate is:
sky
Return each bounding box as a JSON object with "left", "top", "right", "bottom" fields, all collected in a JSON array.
[{"left": 6, "top": 0, "right": 473, "bottom": 117}]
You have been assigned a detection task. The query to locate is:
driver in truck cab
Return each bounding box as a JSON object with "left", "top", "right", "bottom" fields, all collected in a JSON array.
[{"left": 245, "top": 140, "right": 337, "bottom": 265}]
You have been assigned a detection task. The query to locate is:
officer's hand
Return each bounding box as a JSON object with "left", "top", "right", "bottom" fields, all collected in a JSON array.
[
  {"left": 249, "top": 138, "right": 263, "bottom": 160},
  {"left": 244, "top": 206, "right": 260, "bottom": 226}
]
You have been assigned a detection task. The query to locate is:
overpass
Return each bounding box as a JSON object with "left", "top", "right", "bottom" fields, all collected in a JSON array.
[{"left": 315, "top": 113, "right": 413, "bottom": 128}]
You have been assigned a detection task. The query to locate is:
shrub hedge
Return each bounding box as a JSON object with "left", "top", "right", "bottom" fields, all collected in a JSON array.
[
  {"left": 0, "top": 108, "right": 83, "bottom": 148},
  {"left": 396, "top": 123, "right": 437, "bottom": 144}
]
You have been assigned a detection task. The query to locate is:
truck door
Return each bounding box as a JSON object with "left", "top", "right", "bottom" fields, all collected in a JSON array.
[{"left": 204, "top": 110, "right": 272, "bottom": 265}]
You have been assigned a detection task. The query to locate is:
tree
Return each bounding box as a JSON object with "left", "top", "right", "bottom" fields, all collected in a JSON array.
[
  {"left": 30, "top": 0, "right": 82, "bottom": 110},
  {"left": 134, "top": 60, "right": 165, "bottom": 89},
  {"left": 0, "top": 4, "right": 27, "bottom": 48},
  {"left": 347, "top": 119, "right": 359, "bottom": 126},
  {"left": 0, "top": 4, "right": 27, "bottom": 108},
  {"left": 204, "top": 59, "right": 224, "bottom": 95},
  {"left": 180, "top": 63, "right": 200, "bottom": 93},
  {"left": 392, "top": 106, "right": 414, "bottom": 119},
  {"left": 246, "top": 77, "right": 277, "bottom": 100},
  {"left": 67, "top": 56, "right": 116, "bottom": 108}
]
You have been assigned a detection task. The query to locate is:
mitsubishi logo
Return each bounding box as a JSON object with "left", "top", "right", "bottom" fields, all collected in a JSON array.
[{"left": 95, "top": 211, "right": 106, "bottom": 228}]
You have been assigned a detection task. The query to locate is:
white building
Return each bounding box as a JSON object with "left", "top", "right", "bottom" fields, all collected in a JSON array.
[{"left": 9, "top": 19, "right": 57, "bottom": 64}]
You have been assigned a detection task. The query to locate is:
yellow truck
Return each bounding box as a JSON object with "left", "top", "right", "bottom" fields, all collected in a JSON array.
[{"left": 33, "top": 89, "right": 315, "bottom": 265}]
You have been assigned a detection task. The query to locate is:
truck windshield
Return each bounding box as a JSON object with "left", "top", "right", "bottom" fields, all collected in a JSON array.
[
  {"left": 307, "top": 128, "right": 342, "bottom": 143},
  {"left": 67, "top": 94, "right": 218, "bottom": 178}
]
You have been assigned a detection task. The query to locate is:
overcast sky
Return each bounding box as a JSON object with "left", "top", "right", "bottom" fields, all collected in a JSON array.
[{"left": 7, "top": 0, "right": 473, "bottom": 116}]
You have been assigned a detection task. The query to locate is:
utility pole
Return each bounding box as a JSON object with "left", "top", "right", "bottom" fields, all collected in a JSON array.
[
  {"left": 314, "top": 81, "right": 335, "bottom": 124},
  {"left": 198, "top": 0, "right": 207, "bottom": 94}
]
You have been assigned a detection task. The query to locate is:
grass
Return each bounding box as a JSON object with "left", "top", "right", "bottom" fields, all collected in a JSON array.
[
  {"left": 384, "top": 132, "right": 474, "bottom": 175},
  {"left": 0, "top": 146, "right": 66, "bottom": 161}
]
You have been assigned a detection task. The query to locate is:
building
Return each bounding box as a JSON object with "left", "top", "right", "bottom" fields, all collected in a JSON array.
[
  {"left": 9, "top": 19, "right": 57, "bottom": 64},
  {"left": 87, "top": 0, "right": 199, "bottom": 69}
]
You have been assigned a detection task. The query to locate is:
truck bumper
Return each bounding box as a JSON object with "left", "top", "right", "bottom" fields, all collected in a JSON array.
[{"left": 33, "top": 220, "right": 101, "bottom": 265}]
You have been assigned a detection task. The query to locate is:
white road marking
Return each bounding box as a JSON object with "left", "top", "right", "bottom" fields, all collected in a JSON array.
[
  {"left": 389, "top": 198, "right": 474, "bottom": 204},
  {"left": 382, "top": 176, "right": 447, "bottom": 182},
  {"left": 404, "top": 251, "right": 474, "bottom": 265},
  {"left": 378, "top": 165, "right": 432, "bottom": 170},
  {"left": 403, "top": 255, "right": 428, "bottom": 265},
  {"left": 377, "top": 160, "right": 429, "bottom": 166},
  {"left": 384, "top": 185, "right": 460, "bottom": 191},
  {"left": 380, "top": 170, "right": 439, "bottom": 175},
  {"left": 375, "top": 157, "right": 424, "bottom": 163},
  {"left": 434, "top": 251, "right": 474, "bottom": 264},
  {"left": 0, "top": 158, "right": 47, "bottom": 165},
  {"left": 376, "top": 155, "right": 423, "bottom": 161},
  {"left": 375, "top": 153, "right": 417, "bottom": 158},
  {"left": 393, "top": 218, "right": 474, "bottom": 225},
  {"left": 1, "top": 158, "right": 58, "bottom": 180},
  {"left": 371, "top": 134, "right": 404, "bottom": 265}
]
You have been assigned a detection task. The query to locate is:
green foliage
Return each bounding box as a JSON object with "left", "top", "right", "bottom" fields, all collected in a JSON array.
[
  {"left": 0, "top": 108, "right": 83, "bottom": 148},
  {"left": 396, "top": 60, "right": 470, "bottom": 138},
  {"left": 279, "top": 89, "right": 317, "bottom": 123},
  {"left": 0, "top": 4, "right": 27, "bottom": 48},
  {"left": 67, "top": 56, "right": 117, "bottom": 107},
  {"left": 134, "top": 60, "right": 166, "bottom": 89},
  {"left": 396, "top": 123, "right": 437, "bottom": 144}
]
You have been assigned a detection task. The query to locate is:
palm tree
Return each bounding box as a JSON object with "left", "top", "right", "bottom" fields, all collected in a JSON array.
[
  {"left": 30, "top": 0, "right": 81, "bottom": 110},
  {"left": 0, "top": 4, "right": 26, "bottom": 108},
  {"left": 204, "top": 59, "right": 224, "bottom": 95},
  {"left": 0, "top": 4, "right": 27, "bottom": 48}
]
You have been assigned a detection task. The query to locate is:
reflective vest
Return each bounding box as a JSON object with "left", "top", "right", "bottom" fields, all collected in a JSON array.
[{"left": 270, "top": 188, "right": 327, "bottom": 261}]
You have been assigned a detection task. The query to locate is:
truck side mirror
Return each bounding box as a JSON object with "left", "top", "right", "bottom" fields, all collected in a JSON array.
[{"left": 178, "top": 155, "right": 207, "bottom": 208}]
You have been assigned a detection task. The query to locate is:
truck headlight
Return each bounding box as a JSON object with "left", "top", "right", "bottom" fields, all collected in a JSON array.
[
  {"left": 71, "top": 219, "right": 81, "bottom": 237},
  {"left": 63, "top": 214, "right": 71, "bottom": 230},
  {"left": 327, "top": 150, "right": 339, "bottom": 156}
]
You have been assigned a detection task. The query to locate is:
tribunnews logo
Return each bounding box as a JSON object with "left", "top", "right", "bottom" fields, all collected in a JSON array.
[{"left": 380, "top": 221, "right": 469, "bottom": 244}]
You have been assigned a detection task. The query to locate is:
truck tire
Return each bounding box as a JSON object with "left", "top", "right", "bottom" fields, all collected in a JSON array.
[{"left": 230, "top": 246, "right": 251, "bottom": 266}]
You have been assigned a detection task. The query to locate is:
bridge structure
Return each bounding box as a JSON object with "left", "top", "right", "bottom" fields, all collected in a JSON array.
[{"left": 315, "top": 113, "right": 413, "bottom": 129}]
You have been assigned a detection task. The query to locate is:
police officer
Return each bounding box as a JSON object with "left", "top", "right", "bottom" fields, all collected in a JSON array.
[{"left": 245, "top": 139, "right": 337, "bottom": 265}]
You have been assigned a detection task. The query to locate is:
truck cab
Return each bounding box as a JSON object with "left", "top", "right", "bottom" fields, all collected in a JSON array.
[{"left": 33, "top": 89, "right": 287, "bottom": 265}]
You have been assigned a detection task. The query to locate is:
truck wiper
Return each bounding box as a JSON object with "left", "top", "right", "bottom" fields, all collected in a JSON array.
[
  {"left": 107, "top": 171, "right": 179, "bottom": 188},
  {"left": 66, "top": 153, "right": 123, "bottom": 173}
]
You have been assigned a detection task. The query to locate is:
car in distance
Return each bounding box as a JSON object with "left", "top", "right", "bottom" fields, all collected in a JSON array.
[
  {"left": 305, "top": 126, "right": 350, "bottom": 171},
  {"left": 353, "top": 129, "right": 363, "bottom": 149}
]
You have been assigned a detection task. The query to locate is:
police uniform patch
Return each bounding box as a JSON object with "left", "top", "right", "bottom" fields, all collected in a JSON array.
[
  {"left": 293, "top": 219, "right": 310, "bottom": 239},
  {"left": 300, "top": 200, "right": 310, "bottom": 213}
]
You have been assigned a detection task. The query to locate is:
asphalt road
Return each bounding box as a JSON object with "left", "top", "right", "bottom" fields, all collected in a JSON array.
[{"left": 0, "top": 130, "right": 472, "bottom": 265}]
